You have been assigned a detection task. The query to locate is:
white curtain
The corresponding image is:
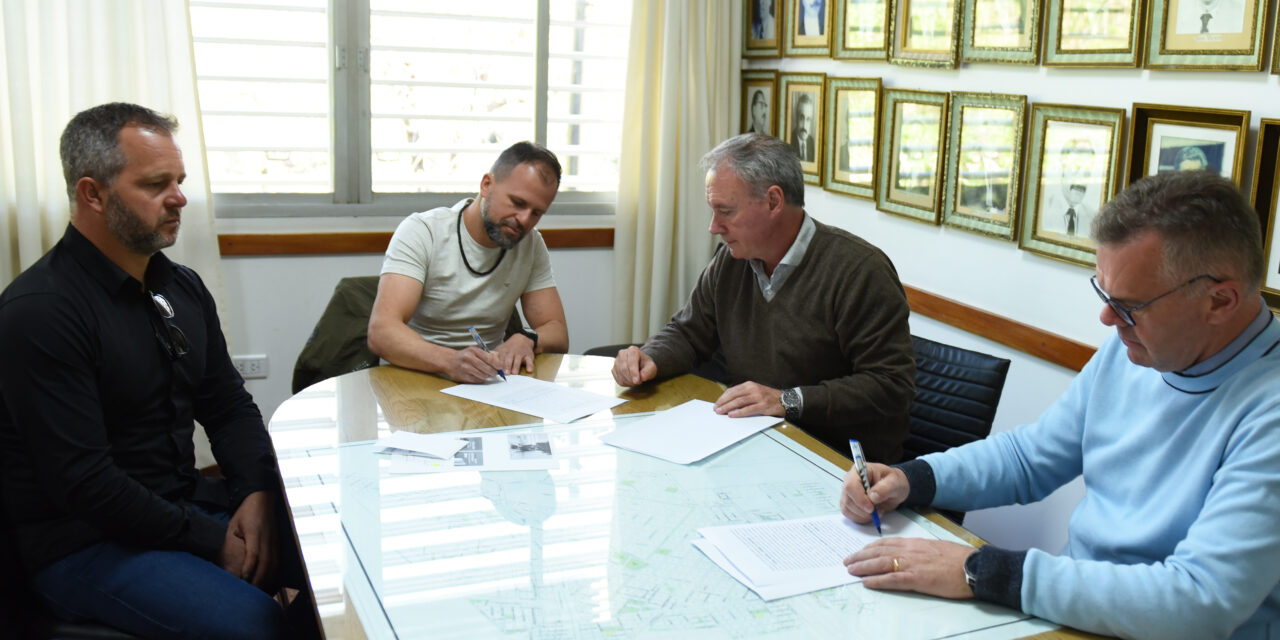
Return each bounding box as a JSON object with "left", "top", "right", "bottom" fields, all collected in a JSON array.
[
  {"left": 0, "top": 0, "right": 222, "bottom": 301},
  {"left": 611, "top": 0, "right": 740, "bottom": 343}
]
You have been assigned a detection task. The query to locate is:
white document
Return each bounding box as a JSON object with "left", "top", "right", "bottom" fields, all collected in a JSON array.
[
  {"left": 374, "top": 431, "right": 468, "bottom": 459},
  {"left": 599, "top": 399, "right": 781, "bottom": 464},
  {"left": 441, "top": 375, "right": 625, "bottom": 423},
  {"left": 693, "top": 512, "right": 935, "bottom": 600},
  {"left": 389, "top": 431, "right": 558, "bottom": 473}
]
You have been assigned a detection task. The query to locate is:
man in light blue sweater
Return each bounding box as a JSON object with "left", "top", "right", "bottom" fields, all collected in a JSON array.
[{"left": 841, "top": 170, "right": 1280, "bottom": 639}]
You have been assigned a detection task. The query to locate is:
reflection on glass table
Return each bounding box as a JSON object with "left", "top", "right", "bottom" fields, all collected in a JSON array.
[{"left": 273, "top": 388, "right": 1059, "bottom": 639}]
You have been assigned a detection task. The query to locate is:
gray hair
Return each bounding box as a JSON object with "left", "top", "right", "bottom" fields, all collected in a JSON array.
[
  {"left": 699, "top": 133, "right": 804, "bottom": 207},
  {"left": 1093, "top": 170, "right": 1263, "bottom": 292},
  {"left": 60, "top": 102, "right": 178, "bottom": 203}
]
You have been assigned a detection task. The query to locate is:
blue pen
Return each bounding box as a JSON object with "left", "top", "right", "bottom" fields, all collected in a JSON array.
[
  {"left": 467, "top": 326, "right": 506, "bottom": 381},
  {"left": 849, "top": 439, "right": 882, "bottom": 535}
]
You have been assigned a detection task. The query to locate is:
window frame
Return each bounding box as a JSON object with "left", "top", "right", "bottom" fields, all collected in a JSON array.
[{"left": 196, "top": 0, "right": 621, "bottom": 219}]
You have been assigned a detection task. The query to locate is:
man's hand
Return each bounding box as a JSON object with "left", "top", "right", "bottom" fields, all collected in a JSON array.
[
  {"left": 844, "top": 538, "right": 976, "bottom": 600},
  {"left": 223, "top": 490, "right": 278, "bottom": 589},
  {"left": 495, "top": 333, "right": 536, "bottom": 374},
  {"left": 446, "top": 346, "right": 503, "bottom": 383},
  {"left": 713, "top": 382, "right": 782, "bottom": 418},
  {"left": 612, "top": 346, "right": 657, "bottom": 386},
  {"left": 840, "top": 463, "right": 909, "bottom": 523}
]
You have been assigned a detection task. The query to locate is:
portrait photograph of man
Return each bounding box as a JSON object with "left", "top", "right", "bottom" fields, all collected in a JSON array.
[
  {"left": 788, "top": 89, "right": 819, "bottom": 164},
  {"left": 1035, "top": 123, "right": 1111, "bottom": 246}
]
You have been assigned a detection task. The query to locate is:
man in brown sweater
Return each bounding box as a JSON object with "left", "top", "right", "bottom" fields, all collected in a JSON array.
[{"left": 612, "top": 133, "right": 915, "bottom": 461}]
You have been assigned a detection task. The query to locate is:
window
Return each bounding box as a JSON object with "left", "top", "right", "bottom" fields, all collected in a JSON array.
[{"left": 190, "top": 0, "right": 630, "bottom": 217}]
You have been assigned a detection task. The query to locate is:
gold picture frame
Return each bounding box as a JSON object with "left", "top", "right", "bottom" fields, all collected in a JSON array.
[
  {"left": 1042, "top": 0, "right": 1143, "bottom": 67},
  {"left": 942, "top": 92, "right": 1028, "bottom": 240},
  {"left": 780, "top": 73, "right": 827, "bottom": 185},
  {"left": 823, "top": 76, "right": 882, "bottom": 200},
  {"left": 745, "top": 0, "right": 785, "bottom": 57},
  {"left": 742, "top": 70, "right": 779, "bottom": 136},
  {"left": 785, "top": 0, "right": 835, "bottom": 56},
  {"left": 1144, "top": 0, "right": 1266, "bottom": 69},
  {"left": 876, "top": 88, "right": 949, "bottom": 223},
  {"left": 1126, "top": 103, "right": 1249, "bottom": 185},
  {"left": 889, "top": 0, "right": 961, "bottom": 68},
  {"left": 1252, "top": 119, "right": 1280, "bottom": 307},
  {"left": 960, "top": 0, "right": 1041, "bottom": 64},
  {"left": 1018, "top": 103, "right": 1127, "bottom": 267},
  {"left": 834, "top": 0, "right": 891, "bottom": 59},
  {"left": 1274, "top": 8, "right": 1280, "bottom": 73}
]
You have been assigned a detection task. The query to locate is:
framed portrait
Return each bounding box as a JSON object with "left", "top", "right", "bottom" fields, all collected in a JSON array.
[
  {"left": 834, "top": 0, "right": 891, "bottom": 59},
  {"left": 1127, "top": 103, "right": 1249, "bottom": 185},
  {"left": 1042, "top": 0, "right": 1142, "bottom": 67},
  {"left": 875, "top": 89, "right": 949, "bottom": 223},
  {"left": 889, "top": 0, "right": 961, "bottom": 68},
  {"left": 745, "top": 0, "right": 784, "bottom": 57},
  {"left": 1018, "top": 103, "right": 1126, "bottom": 267},
  {"left": 823, "top": 77, "right": 882, "bottom": 200},
  {"left": 1144, "top": 0, "right": 1266, "bottom": 69},
  {"left": 742, "top": 71, "right": 779, "bottom": 137},
  {"left": 941, "top": 92, "right": 1028, "bottom": 240},
  {"left": 1250, "top": 119, "right": 1280, "bottom": 306},
  {"left": 960, "top": 0, "right": 1041, "bottom": 64},
  {"left": 785, "top": 0, "right": 835, "bottom": 56},
  {"left": 780, "top": 73, "right": 827, "bottom": 185}
]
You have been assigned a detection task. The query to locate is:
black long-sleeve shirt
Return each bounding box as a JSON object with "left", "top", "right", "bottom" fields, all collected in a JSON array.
[{"left": 0, "top": 225, "right": 278, "bottom": 574}]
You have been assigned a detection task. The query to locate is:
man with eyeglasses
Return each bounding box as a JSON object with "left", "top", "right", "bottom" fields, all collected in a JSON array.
[
  {"left": 0, "top": 104, "right": 293, "bottom": 638},
  {"left": 841, "top": 170, "right": 1280, "bottom": 639}
]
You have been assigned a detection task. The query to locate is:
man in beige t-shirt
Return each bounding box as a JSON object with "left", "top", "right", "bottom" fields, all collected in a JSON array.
[{"left": 368, "top": 142, "right": 569, "bottom": 382}]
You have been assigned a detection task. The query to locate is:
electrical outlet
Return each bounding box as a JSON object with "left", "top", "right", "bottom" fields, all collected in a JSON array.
[{"left": 232, "top": 355, "right": 269, "bottom": 379}]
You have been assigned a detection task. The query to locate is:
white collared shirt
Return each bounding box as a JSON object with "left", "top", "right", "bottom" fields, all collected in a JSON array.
[{"left": 748, "top": 214, "right": 816, "bottom": 302}]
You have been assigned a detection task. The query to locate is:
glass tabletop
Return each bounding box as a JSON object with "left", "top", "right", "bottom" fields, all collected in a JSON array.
[{"left": 273, "top": 380, "right": 1055, "bottom": 640}]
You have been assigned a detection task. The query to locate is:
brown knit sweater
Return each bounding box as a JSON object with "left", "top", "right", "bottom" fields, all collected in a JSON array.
[{"left": 642, "top": 219, "right": 915, "bottom": 462}]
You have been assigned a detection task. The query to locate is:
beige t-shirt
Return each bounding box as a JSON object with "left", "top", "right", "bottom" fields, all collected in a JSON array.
[{"left": 381, "top": 199, "right": 556, "bottom": 349}]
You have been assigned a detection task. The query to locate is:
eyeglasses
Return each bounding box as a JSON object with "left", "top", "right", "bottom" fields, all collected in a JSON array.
[
  {"left": 1089, "top": 273, "right": 1221, "bottom": 327},
  {"left": 150, "top": 292, "right": 189, "bottom": 359}
]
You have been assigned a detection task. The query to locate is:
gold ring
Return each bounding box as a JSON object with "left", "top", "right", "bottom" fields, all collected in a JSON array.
[{"left": 892, "top": 557, "right": 901, "bottom": 572}]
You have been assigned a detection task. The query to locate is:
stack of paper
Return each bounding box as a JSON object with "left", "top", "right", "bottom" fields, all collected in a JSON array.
[
  {"left": 442, "top": 375, "right": 625, "bottom": 423},
  {"left": 692, "top": 512, "right": 934, "bottom": 600},
  {"left": 599, "top": 399, "right": 781, "bottom": 464}
]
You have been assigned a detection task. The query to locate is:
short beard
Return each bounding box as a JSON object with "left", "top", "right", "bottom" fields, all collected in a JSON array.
[
  {"left": 105, "top": 194, "right": 177, "bottom": 256},
  {"left": 480, "top": 197, "right": 524, "bottom": 250}
]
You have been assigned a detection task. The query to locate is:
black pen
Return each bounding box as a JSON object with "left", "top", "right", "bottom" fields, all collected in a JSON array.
[{"left": 467, "top": 326, "right": 506, "bottom": 381}]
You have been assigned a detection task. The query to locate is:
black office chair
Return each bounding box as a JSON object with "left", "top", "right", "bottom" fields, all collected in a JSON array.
[
  {"left": 903, "top": 335, "right": 1011, "bottom": 523},
  {"left": 583, "top": 343, "right": 731, "bottom": 385}
]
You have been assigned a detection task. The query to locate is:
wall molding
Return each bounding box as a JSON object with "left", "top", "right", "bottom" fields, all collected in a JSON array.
[
  {"left": 903, "top": 285, "right": 1094, "bottom": 372},
  {"left": 217, "top": 230, "right": 1094, "bottom": 371},
  {"left": 217, "top": 228, "right": 614, "bottom": 256}
]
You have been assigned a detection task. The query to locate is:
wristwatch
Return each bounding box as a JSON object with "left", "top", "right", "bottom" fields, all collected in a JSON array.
[
  {"left": 517, "top": 327, "right": 538, "bottom": 350},
  {"left": 780, "top": 387, "right": 802, "bottom": 423},
  {"left": 963, "top": 551, "right": 979, "bottom": 595}
]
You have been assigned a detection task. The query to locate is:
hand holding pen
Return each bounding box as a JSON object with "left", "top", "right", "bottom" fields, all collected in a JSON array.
[
  {"left": 848, "top": 439, "right": 881, "bottom": 535},
  {"left": 839, "top": 448, "right": 911, "bottom": 529},
  {"left": 467, "top": 326, "right": 506, "bottom": 381}
]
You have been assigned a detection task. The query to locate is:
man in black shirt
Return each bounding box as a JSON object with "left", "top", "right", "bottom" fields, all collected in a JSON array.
[{"left": 0, "top": 103, "right": 286, "bottom": 638}]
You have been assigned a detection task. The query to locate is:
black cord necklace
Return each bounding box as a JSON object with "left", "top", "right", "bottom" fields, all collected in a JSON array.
[{"left": 458, "top": 207, "right": 506, "bottom": 277}]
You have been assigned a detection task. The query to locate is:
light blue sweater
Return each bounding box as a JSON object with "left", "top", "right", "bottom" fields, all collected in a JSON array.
[{"left": 925, "top": 312, "right": 1280, "bottom": 640}]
